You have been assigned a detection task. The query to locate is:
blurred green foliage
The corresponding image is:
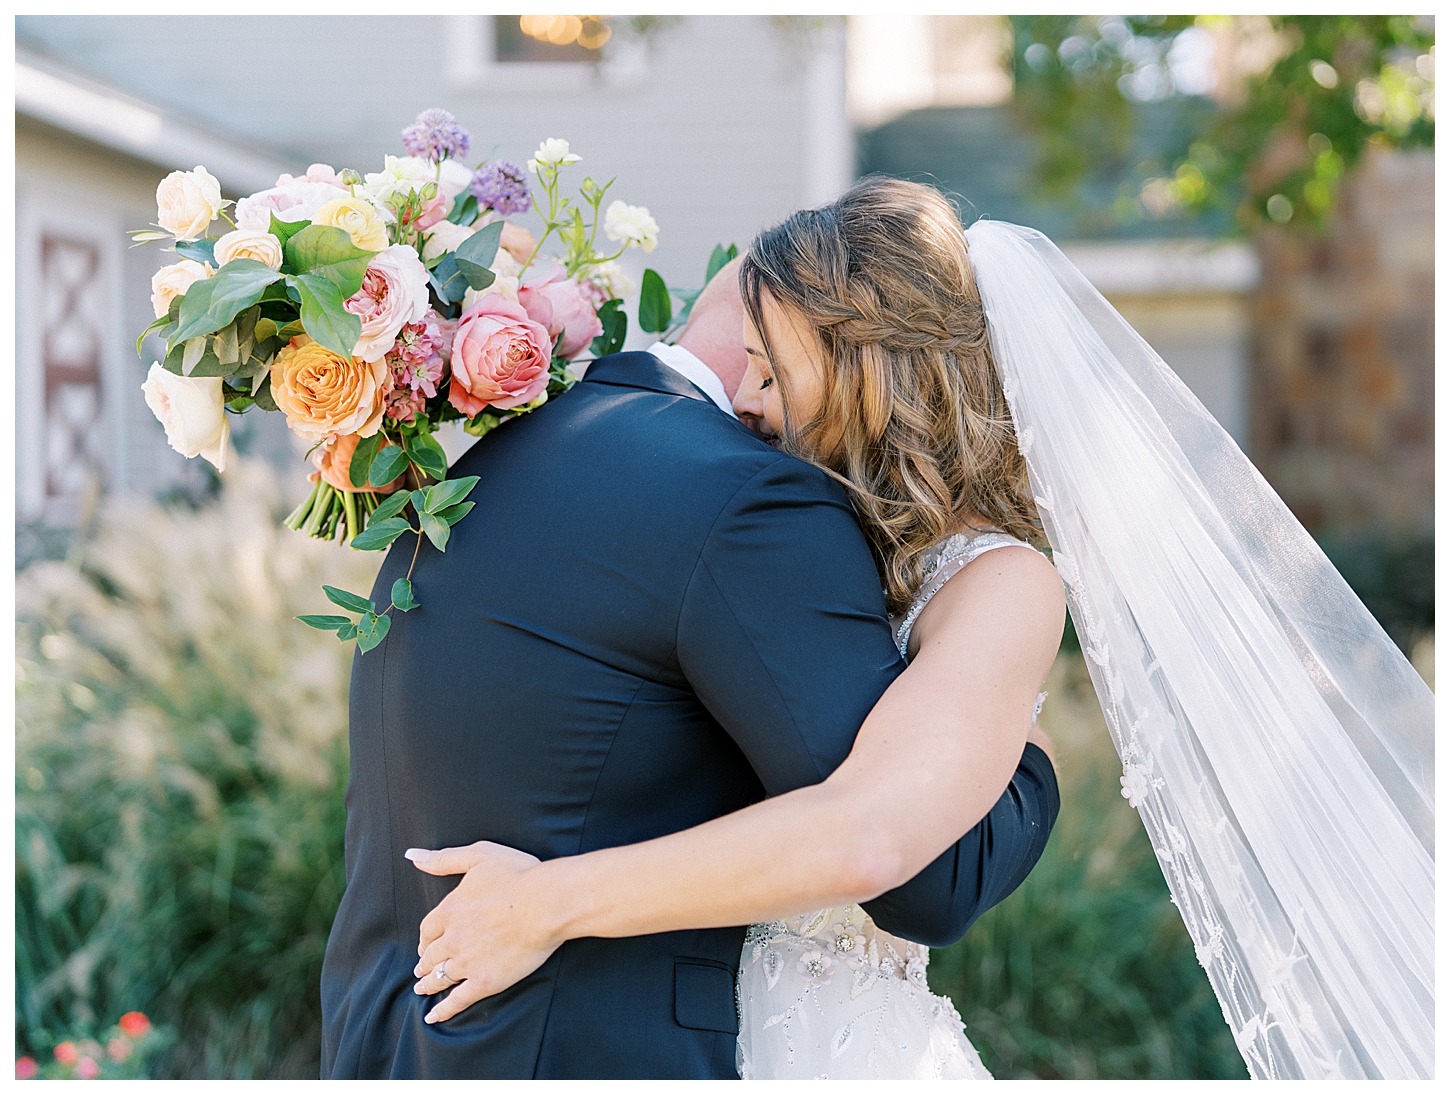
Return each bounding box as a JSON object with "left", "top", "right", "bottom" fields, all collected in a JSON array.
[
  {"left": 15, "top": 464, "right": 379, "bottom": 1078},
  {"left": 1010, "top": 15, "right": 1435, "bottom": 234},
  {"left": 930, "top": 654, "right": 1248, "bottom": 1079}
]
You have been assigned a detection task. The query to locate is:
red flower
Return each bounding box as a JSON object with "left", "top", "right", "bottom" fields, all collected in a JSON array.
[
  {"left": 117, "top": 1012, "right": 151, "bottom": 1039},
  {"left": 15, "top": 1057, "right": 37, "bottom": 1080},
  {"left": 53, "top": 1042, "right": 79, "bottom": 1066},
  {"left": 76, "top": 1056, "right": 100, "bottom": 1080}
]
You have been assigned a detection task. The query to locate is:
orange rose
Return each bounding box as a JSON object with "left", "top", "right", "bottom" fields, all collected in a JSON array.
[
  {"left": 271, "top": 335, "right": 387, "bottom": 443},
  {"left": 311, "top": 432, "right": 404, "bottom": 494}
]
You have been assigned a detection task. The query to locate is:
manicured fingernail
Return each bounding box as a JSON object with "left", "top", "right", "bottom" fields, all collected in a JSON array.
[{"left": 404, "top": 849, "right": 423, "bottom": 861}]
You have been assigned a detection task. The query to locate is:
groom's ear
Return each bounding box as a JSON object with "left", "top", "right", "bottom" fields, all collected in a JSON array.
[{"left": 679, "top": 257, "right": 748, "bottom": 401}]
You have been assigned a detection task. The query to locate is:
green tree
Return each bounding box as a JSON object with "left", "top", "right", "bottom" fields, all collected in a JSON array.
[{"left": 1009, "top": 15, "right": 1435, "bottom": 233}]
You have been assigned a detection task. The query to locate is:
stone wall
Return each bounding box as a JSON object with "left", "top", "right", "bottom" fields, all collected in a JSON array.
[{"left": 1249, "top": 146, "right": 1433, "bottom": 536}]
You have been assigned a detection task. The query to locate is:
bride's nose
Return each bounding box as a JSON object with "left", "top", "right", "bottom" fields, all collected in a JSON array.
[{"left": 733, "top": 356, "right": 765, "bottom": 421}]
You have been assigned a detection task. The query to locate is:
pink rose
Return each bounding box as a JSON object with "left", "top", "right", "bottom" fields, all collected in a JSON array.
[
  {"left": 448, "top": 296, "right": 552, "bottom": 415},
  {"left": 76, "top": 1057, "right": 100, "bottom": 1080},
  {"left": 344, "top": 245, "right": 431, "bottom": 362},
  {"left": 234, "top": 178, "right": 350, "bottom": 232},
  {"left": 518, "top": 261, "right": 603, "bottom": 360}
]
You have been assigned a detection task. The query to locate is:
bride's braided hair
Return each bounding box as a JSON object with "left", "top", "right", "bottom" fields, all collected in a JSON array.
[{"left": 741, "top": 176, "right": 1042, "bottom": 614}]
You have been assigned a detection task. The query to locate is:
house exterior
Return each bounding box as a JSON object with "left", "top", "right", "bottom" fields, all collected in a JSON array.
[{"left": 15, "top": 14, "right": 851, "bottom": 526}]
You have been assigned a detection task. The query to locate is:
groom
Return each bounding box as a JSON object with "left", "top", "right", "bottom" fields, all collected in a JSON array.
[{"left": 319, "top": 262, "right": 1059, "bottom": 1079}]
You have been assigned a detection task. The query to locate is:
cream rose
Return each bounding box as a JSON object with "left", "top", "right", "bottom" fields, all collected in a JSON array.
[
  {"left": 313, "top": 196, "right": 389, "bottom": 252},
  {"left": 461, "top": 248, "right": 522, "bottom": 307},
  {"left": 141, "top": 363, "right": 229, "bottom": 471},
  {"left": 344, "top": 245, "right": 432, "bottom": 362},
  {"left": 149, "top": 259, "right": 213, "bottom": 319},
  {"left": 270, "top": 335, "right": 388, "bottom": 443},
  {"left": 156, "top": 166, "right": 222, "bottom": 241},
  {"left": 421, "top": 219, "right": 476, "bottom": 262},
  {"left": 213, "top": 229, "right": 284, "bottom": 270}
]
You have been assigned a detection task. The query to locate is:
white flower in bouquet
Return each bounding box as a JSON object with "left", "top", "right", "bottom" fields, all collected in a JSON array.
[
  {"left": 528, "top": 138, "right": 581, "bottom": 173},
  {"left": 345, "top": 245, "right": 432, "bottom": 362},
  {"left": 213, "top": 229, "right": 284, "bottom": 271},
  {"left": 437, "top": 158, "right": 475, "bottom": 202},
  {"left": 363, "top": 155, "right": 429, "bottom": 202},
  {"left": 421, "top": 219, "right": 477, "bottom": 263},
  {"left": 235, "top": 178, "right": 349, "bottom": 232},
  {"left": 604, "top": 201, "right": 659, "bottom": 254},
  {"left": 150, "top": 259, "right": 213, "bottom": 319},
  {"left": 141, "top": 363, "right": 230, "bottom": 471},
  {"left": 156, "top": 166, "right": 222, "bottom": 241},
  {"left": 585, "top": 259, "right": 634, "bottom": 304}
]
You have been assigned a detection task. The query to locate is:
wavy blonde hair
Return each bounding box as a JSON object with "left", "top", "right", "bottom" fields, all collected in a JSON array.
[{"left": 741, "top": 177, "right": 1042, "bottom": 614}]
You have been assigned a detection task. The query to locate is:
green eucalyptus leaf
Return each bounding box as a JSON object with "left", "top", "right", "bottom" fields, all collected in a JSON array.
[
  {"left": 368, "top": 489, "right": 412, "bottom": 523},
  {"left": 454, "top": 220, "right": 504, "bottom": 290},
  {"left": 284, "top": 224, "right": 373, "bottom": 297},
  {"left": 173, "top": 260, "right": 283, "bottom": 342},
  {"left": 323, "top": 585, "right": 374, "bottom": 614},
  {"left": 214, "top": 322, "right": 240, "bottom": 365},
  {"left": 136, "top": 313, "right": 173, "bottom": 358},
  {"left": 349, "top": 432, "right": 384, "bottom": 488},
  {"left": 448, "top": 192, "right": 479, "bottom": 226},
  {"left": 162, "top": 341, "right": 187, "bottom": 374},
  {"left": 419, "top": 511, "right": 451, "bottom": 552},
  {"left": 349, "top": 516, "right": 412, "bottom": 551},
  {"left": 639, "top": 268, "right": 672, "bottom": 334},
  {"left": 181, "top": 336, "right": 207, "bottom": 374},
  {"left": 252, "top": 372, "right": 278, "bottom": 411},
  {"left": 427, "top": 253, "right": 470, "bottom": 304},
  {"left": 186, "top": 349, "right": 230, "bottom": 378},
  {"left": 704, "top": 242, "right": 738, "bottom": 286},
  {"left": 435, "top": 500, "right": 475, "bottom": 526},
  {"left": 368, "top": 444, "right": 409, "bottom": 487},
  {"left": 297, "top": 614, "right": 353, "bottom": 631},
  {"left": 423, "top": 475, "right": 481, "bottom": 514},
  {"left": 336, "top": 622, "right": 358, "bottom": 641},
  {"left": 174, "top": 237, "right": 216, "bottom": 265},
  {"left": 391, "top": 578, "right": 418, "bottom": 612},
  {"left": 356, "top": 610, "right": 392, "bottom": 653},
  {"left": 291, "top": 273, "right": 362, "bottom": 359}
]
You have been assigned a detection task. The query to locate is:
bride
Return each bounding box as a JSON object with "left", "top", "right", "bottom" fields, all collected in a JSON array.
[{"left": 406, "top": 178, "right": 1434, "bottom": 1079}]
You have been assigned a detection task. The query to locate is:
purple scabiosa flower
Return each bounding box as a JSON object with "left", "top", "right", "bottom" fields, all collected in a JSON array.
[
  {"left": 470, "top": 161, "right": 532, "bottom": 216},
  {"left": 401, "top": 108, "right": 470, "bottom": 163}
]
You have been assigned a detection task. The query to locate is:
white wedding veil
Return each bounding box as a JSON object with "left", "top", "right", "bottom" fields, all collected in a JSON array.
[{"left": 964, "top": 220, "right": 1433, "bottom": 1080}]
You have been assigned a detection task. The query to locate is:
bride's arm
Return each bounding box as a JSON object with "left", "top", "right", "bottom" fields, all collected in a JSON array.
[{"left": 412, "top": 546, "right": 1064, "bottom": 1022}]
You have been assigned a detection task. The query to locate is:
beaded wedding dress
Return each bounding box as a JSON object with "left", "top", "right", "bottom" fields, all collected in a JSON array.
[{"left": 736, "top": 530, "right": 1044, "bottom": 1081}]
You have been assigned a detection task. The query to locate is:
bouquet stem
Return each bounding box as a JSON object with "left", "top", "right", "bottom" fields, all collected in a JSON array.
[
  {"left": 344, "top": 489, "right": 359, "bottom": 545},
  {"left": 285, "top": 478, "right": 323, "bottom": 531}
]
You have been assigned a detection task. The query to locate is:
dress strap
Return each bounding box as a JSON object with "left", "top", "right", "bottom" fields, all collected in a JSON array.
[{"left": 893, "top": 531, "right": 1042, "bottom": 661}]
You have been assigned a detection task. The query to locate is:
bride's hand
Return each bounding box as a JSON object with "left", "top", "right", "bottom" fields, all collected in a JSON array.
[{"left": 405, "top": 841, "right": 554, "bottom": 1024}]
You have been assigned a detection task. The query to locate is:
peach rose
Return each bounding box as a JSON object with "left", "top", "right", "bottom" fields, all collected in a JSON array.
[
  {"left": 213, "top": 229, "right": 283, "bottom": 270},
  {"left": 156, "top": 166, "right": 222, "bottom": 240},
  {"left": 311, "top": 432, "right": 404, "bottom": 494},
  {"left": 150, "top": 259, "right": 213, "bottom": 319},
  {"left": 312, "top": 196, "right": 388, "bottom": 252},
  {"left": 448, "top": 296, "right": 552, "bottom": 416},
  {"left": 270, "top": 335, "right": 388, "bottom": 443},
  {"left": 518, "top": 261, "right": 603, "bottom": 359},
  {"left": 500, "top": 220, "right": 538, "bottom": 265}
]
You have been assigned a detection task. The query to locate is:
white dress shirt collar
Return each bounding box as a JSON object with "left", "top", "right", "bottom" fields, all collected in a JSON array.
[{"left": 646, "top": 341, "right": 736, "bottom": 418}]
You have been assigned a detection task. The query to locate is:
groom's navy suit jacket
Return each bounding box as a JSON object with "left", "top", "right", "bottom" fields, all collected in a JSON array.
[{"left": 319, "top": 352, "right": 1059, "bottom": 1079}]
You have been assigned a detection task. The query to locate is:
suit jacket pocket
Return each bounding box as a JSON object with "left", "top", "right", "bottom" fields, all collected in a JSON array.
[{"left": 673, "top": 959, "right": 739, "bottom": 1034}]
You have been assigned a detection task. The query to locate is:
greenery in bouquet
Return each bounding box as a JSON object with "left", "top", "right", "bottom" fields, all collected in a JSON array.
[{"left": 132, "top": 109, "right": 703, "bottom": 651}]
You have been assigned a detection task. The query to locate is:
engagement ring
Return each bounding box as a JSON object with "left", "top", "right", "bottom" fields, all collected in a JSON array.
[{"left": 433, "top": 959, "right": 458, "bottom": 987}]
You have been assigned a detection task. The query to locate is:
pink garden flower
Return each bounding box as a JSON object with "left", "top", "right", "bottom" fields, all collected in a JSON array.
[
  {"left": 75, "top": 1057, "right": 100, "bottom": 1080},
  {"left": 53, "top": 1042, "right": 79, "bottom": 1067},
  {"left": 15, "top": 1057, "right": 37, "bottom": 1080},
  {"left": 448, "top": 296, "right": 553, "bottom": 416},
  {"left": 518, "top": 261, "right": 603, "bottom": 360},
  {"left": 117, "top": 1012, "right": 151, "bottom": 1039},
  {"left": 344, "top": 246, "right": 432, "bottom": 363},
  {"left": 382, "top": 314, "right": 447, "bottom": 423}
]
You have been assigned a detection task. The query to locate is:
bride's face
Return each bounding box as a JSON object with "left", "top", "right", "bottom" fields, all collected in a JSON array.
[{"left": 735, "top": 288, "right": 825, "bottom": 444}]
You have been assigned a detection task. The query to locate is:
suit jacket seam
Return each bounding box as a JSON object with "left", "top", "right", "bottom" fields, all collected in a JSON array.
[{"left": 673, "top": 454, "right": 831, "bottom": 784}]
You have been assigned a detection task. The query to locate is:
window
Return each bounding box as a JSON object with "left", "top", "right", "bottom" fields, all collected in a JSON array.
[{"left": 493, "top": 15, "right": 612, "bottom": 63}]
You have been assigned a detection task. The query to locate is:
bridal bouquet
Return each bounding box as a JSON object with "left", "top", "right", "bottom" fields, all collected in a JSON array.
[{"left": 133, "top": 109, "right": 694, "bottom": 651}]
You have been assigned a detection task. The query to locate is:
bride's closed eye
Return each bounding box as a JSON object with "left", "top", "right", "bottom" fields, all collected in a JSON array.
[{"left": 759, "top": 376, "right": 774, "bottom": 390}]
